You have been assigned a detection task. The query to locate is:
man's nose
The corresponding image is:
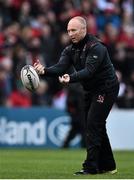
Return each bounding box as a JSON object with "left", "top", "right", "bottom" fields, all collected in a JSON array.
[{"left": 68, "top": 31, "right": 74, "bottom": 37}]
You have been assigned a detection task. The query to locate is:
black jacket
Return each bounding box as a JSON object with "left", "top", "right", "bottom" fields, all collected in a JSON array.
[{"left": 45, "top": 34, "right": 119, "bottom": 94}]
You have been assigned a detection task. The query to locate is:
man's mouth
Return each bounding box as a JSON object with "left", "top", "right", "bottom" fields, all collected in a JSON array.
[{"left": 71, "top": 38, "right": 76, "bottom": 41}]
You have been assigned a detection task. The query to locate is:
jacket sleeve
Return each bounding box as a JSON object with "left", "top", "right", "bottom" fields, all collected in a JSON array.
[
  {"left": 44, "top": 47, "right": 71, "bottom": 77},
  {"left": 69, "top": 43, "right": 106, "bottom": 83}
]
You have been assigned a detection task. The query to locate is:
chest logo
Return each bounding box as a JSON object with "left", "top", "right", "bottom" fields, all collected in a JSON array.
[{"left": 97, "top": 95, "right": 105, "bottom": 103}]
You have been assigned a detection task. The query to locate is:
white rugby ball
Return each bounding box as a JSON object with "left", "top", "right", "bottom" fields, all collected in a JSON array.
[{"left": 21, "top": 65, "right": 40, "bottom": 91}]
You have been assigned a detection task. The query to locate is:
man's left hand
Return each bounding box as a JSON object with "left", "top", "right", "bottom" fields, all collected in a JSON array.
[{"left": 59, "top": 74, "right": 70, "bottom": 85}]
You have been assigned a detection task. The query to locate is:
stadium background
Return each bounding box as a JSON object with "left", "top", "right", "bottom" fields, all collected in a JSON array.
[{"left": 0, "top": 0, "right": 134, "bottom": 178}]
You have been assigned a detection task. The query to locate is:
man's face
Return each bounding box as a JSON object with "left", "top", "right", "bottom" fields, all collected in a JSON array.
[{"left": 67, "top": 19, "right": 86, "bottom": 43}]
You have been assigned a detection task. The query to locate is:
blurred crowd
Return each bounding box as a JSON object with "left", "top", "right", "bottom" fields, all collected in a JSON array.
[{"left": 0, "top": 0, "right": 134, "bottom": 109}]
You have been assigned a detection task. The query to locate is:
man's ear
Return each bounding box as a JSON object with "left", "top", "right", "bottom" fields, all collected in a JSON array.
[{"left": 81, "top": 27, "right": 87, "bottom": 35}]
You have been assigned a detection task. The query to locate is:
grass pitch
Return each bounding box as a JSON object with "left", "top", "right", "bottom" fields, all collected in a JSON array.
[{"left": 0, "top": 149, "right": 134, "bottom": 179}]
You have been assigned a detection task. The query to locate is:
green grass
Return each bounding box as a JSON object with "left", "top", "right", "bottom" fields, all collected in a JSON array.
[{"left": 0, "top": 149, "right": 134, "bottom": 179}]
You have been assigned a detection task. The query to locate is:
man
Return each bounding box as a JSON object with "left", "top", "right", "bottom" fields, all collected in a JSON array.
[{"left": 34, "top": 16, "right": 119, "bottom": 175}]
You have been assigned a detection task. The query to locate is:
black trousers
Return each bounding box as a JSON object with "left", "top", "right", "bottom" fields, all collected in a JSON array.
[{"left": 83, "top": 84, "right": 119, "bottom": 173}]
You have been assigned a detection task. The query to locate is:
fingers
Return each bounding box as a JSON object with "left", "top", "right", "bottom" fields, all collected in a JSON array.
[
  {"left": 59, "top": 74, "right": 70, "bottom": 85},
  {"left": 33, "top": 60, "right": 45, "bottom": 75},
  {"left": 33, "top": 59, "right": 40, "bottom": 67},
  {"left": 59, "top": 76, "right": 62, "bottom": 82},
  {"left": 63, "top": 74, "right": 69, "bottom": 79},
  {"left": 59, "top": 76, "right": 65, "bottom": 84},
  {"left": 36, "top": 66, "right": 45, "bottom": 74}
]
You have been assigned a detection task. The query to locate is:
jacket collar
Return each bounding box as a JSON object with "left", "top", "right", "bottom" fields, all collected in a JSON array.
[{"left": 72, "top": 34, "right": 89, "bottom": 49}]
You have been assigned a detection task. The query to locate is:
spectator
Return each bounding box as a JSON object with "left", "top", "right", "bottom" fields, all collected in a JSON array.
[
  {"left": 32, "top": 79, "right": 52, "bottom": 106},
  {"left": 62, "top": 84, "right": 85, "bottom": 148},
  {"left": 6, "top": 85, "right": 32, "bottom": 107},
  {"left": 0, "top": 65, "right": 9, "bottom": 105},
  {"left": 0, "top": 0, "right": 133, "bottom": 108}
]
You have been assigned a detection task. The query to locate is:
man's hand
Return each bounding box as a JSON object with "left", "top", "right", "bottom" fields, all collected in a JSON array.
[
  {"left": 34, "top": 59, "right": 45, "bottom": 75},
  {"left": 59, "top": 74, "right": 70, "bottom": 85}
]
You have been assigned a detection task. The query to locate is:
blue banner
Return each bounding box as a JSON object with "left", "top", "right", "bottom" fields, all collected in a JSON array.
[{"left": 0, "top": 107, "right": 81, "bottom": 148}]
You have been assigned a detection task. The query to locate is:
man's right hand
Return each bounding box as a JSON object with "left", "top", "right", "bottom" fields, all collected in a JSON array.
[{"left": 34, "top": 59, "right": 45, "bottom": 75}]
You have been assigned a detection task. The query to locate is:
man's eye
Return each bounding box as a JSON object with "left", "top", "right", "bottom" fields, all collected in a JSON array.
[{"left": 68, "top": 29, "right": 76, "bottom": 33}]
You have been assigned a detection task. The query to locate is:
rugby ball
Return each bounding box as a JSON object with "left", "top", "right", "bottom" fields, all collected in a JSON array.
[{"left": 21, "top": 65, "right": 40, "bottom": 91}]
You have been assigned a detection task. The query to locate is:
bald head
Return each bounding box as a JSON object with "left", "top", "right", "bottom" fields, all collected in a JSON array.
[
  {"left": 67, "top": 16, "right": 87, "bottom": 43},
  {"left": 69, "top": 16, "right": 87, "bottom": 28}
]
